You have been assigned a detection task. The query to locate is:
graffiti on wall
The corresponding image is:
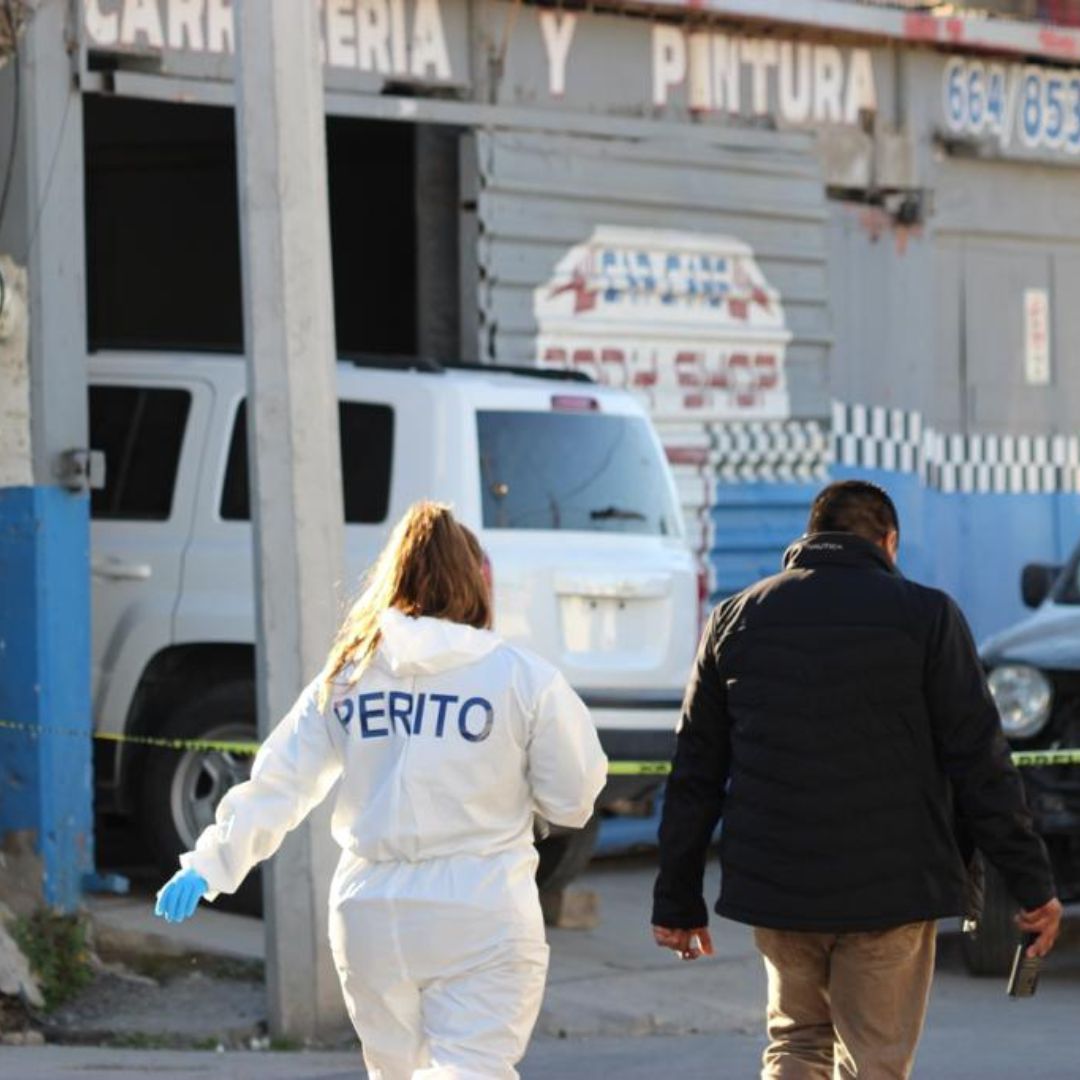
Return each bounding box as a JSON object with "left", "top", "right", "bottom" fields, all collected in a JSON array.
[
  {"left": 534, "top": 227, "right": 792, "bottom": 421},
  {"left": 535, "top": 226, "right": 794, "bottom": 588}
]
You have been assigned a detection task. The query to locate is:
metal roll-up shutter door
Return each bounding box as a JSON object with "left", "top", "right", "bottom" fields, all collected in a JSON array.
[{"left": 471, "top": 127, "right": 832, "bottom": 599}]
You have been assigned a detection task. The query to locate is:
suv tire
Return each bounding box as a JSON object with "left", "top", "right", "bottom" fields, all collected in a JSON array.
[
  {"left": 535, "top": 814, "right": 600, "bottom": 895},
  {"left": 960, "top": 859, "right": 1019, "bottom": 976},
  {"left": 140, "top": 680, "right": 262, "bottom": 915}
]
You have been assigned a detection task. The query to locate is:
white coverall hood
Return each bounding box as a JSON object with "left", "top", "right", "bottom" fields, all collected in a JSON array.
[
  {"left": 376, "top": 607, "right": 501, "bottom": 676},
  {"left": 180, "top": 609, "right": 607, "bottom": 1080}
]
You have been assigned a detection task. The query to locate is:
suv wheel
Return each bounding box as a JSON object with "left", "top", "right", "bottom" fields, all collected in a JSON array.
[
  {"left": 535, "top": 814, "right": 600, "bottom": 895},
  {"left": 961, "top": 860, "right": 1020, "bottom": 976},
  {"left": 140, "top": 680, "right": 262, "bottom": 915}
]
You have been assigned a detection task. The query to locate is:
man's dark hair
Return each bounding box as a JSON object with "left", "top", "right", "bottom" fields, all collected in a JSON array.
[{"left": 807, "top": 480, "right": 899, "bottom": 542}]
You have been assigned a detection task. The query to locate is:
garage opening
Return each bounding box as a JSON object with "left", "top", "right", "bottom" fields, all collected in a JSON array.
[{"left": 83, "top": 96, "right": 453, "bottom": 358}]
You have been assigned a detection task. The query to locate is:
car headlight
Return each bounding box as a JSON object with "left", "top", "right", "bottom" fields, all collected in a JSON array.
[{"left": 987, "top": 664, "right": 1052, "bottom": 738}]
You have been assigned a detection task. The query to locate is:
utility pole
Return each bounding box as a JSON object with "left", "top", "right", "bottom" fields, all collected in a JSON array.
[{"left": 232, "top": 1, "right": 347, "bottom": 1038}]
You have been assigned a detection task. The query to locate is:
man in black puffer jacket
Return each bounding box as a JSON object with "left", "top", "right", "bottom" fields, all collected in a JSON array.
[{"left": 652, "top": 480, "right": 1061, "bottom": 1079}]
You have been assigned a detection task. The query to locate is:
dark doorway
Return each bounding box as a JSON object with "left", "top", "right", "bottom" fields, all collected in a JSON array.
[
  {"left": 326, "top": 115, "right": 417, "bottom": 357},
  {"left": 84, "top": 96, "right": 421, "bottom": 357}
]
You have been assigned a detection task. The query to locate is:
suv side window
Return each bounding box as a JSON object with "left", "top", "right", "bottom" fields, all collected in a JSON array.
[
  {"left": 89, "top": 386, "right": 191, "bottom": 520},
  {"left": 221, "top": 401, "right": 394, "bottom": 524}
]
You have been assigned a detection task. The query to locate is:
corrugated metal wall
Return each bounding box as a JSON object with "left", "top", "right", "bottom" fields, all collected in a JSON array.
[
  {"left": 828, "top": 161, "right": 1080, "bottom": 639},
  {"left": 472, "top": 126, "right": 833, "bottom": 598},
  {"left": 473, "top": 127, "right": 832, "bottom": 416}
]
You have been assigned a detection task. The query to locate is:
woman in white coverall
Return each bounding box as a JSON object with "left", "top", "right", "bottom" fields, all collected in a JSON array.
[{"left": 154, "top": 501, "right": 607, "bottom": 1079}]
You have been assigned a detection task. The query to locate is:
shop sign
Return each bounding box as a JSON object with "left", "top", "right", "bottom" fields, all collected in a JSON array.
[
  {"left": 534, "top": 227, "right": 792, "bottom": 422},
  {"left": 83, "top": 2, "right": 880, "bottom": 128},
  {"left": 1023, "top": 288, "right": 1051, "bottom": 386},
  {"left": 650, "top": 28, "right": 877, "bottom": 123},
  {"left": 533, "top": 13, "right": 879, "bottom": 124},
  {"left": 83, "top": 0, "right": 456, "bottom": 83},
  {"left": 943, "top": 56, "right": 1080, "bottom": 157}
]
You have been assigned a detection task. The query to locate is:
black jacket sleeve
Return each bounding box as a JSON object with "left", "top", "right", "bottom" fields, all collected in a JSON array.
[
  {"left": 924, "top": 594, "right": 1055, "bottom": 910},
  {"left": 652, "top": 608, "right": 731, "bottom": 928}
]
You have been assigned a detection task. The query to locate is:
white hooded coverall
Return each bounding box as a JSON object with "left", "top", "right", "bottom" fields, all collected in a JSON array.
[{"left": 179, "top": 609, "right": 608, "bottom": 1079}]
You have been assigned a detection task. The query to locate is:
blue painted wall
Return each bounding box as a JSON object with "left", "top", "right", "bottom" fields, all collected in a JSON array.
[
  {"left": 0, "top": 486, "right": 93, "bottom": 910},
  {"left": 832, "top": 467, "right": 1080, "bottom": 643},
  {"left": 710, "top": 473, "right": 1080, "bottom": 642},
  {"left": 708, "top": 482, "right": 819, "bottom": 602}
]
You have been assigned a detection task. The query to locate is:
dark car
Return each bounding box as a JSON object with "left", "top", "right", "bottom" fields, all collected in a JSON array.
[{"left": 969, "top": 558, "right": 1080, "bottom": 973}]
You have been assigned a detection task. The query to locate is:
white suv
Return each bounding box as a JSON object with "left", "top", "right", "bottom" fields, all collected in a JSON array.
[{"left": 89, "top": 352, "right": 697, "bottom": 906}]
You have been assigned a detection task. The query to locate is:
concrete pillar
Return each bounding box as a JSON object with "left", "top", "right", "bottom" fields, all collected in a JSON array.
[
  {"left": 233, "top": 0, "right": 348, "bottom": 1039},
  {"left": 0, "top": 0, "right": 92, "bottom": 912}
]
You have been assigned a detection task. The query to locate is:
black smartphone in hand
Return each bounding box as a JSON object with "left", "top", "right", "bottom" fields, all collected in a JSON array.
[{"left": 1007, "top": 933, "right": 1041, "bottom": 998}]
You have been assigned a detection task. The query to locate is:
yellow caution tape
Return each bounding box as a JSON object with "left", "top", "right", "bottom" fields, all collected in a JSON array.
[
  {"left": 3, "top": 718, "right": 1080, "bottom": 773},
  {"left": 3, "top": 719, "right": 669, "bottom": 770},
  {"left": 607, "top": 760, "right": 673, "bottom": 776},
  {"left": 1010, "top": 748, "right": 1080, "bottom": 767},
  {"left": 0, "top": 718, "right": 260, "bottom": 757}
]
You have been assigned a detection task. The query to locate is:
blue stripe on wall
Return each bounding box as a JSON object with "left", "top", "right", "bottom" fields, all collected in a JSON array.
[
  {"left": 709, "top": 482, "right": 818, "bottom": 602},
  {"left": 832, "top": 466, "right": 1080, "bottom": 643},
  {"left": 710, "top": 472, "right": 1080, "bottom": 644},
  {"left": 0, "top": 486, "right": 93, "bottom": 910}
]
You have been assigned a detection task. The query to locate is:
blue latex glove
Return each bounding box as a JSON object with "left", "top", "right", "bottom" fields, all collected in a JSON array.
[{"left": 154, "top": 867, "right": 209, "bottom": 924}]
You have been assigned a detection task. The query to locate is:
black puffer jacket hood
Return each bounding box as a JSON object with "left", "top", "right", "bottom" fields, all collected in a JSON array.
[{"left": 653, "top": 532, "right": 1053, "bottom": 933}]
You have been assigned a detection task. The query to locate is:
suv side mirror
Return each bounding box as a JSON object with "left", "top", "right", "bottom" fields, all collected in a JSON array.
[{"left": 1020, "top": 563, "right": 1061, "bottom": 609}]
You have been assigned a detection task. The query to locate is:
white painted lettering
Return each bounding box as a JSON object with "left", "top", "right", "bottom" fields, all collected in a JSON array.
[
  {"left": 777, "top": 41, "right": 812, "bottom": 123},
  {"left": 358, "top": 0, "right": 392, "bottom": 73},
  {"left": 84, "top": 0, "right": 121, "bottom": 46},
  {"left": 539, "top": 11, "right": 576, "bottom": 97},
  {"left": 844, "top": 48, "right": 877, "bottom": 123},
  {"left": 326, "top": 0, "right": 357, "bottom": 68},
  {"left": 411, "top": 0, "right": 451, "bottom": 79},
  {"left": 168, "top": 0, "right": 205, "bottom": 51},
  {"left": 652, "top": 27, "right": 686, "bottom": 107},
  {"left": 120, "top": 0, "right": 165, "bottom": 49},
  {"left": 687, "top": 32, "right": 712, "bottom": 112},
  {"left": 712, "top": 34, "right": 739, "bottom": 113},
  {"left": 206, "top": 0, "right": 234, "bottom": 54},
  {"left": 389, "top": 0, "right": 407, "bottom": 74},
  {"left": 742, "top": 39, "right": 777, "bottom": 115},
  {"left": 813, "top": 45, "right": 844, "bottom": 123}
]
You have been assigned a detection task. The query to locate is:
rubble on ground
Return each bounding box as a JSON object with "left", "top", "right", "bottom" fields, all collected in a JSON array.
[{"left": 0, "top": 901, "right": 44, "bottom": 1009}]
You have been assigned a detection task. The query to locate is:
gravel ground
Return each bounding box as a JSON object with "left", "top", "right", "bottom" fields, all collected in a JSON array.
[{"left": 42, "top": 966, "right": 270, "bottom": 1049}]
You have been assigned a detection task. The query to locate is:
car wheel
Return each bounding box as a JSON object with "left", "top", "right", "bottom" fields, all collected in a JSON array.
[
  {"left": 535, "top": 814, "right": 600, "bottom": 894},
  {"left": 960, "top": 858, "right": 1019, "bottom": 976},
  {"left": 140, "top": 680, "right": 263, "bottom": 916}
]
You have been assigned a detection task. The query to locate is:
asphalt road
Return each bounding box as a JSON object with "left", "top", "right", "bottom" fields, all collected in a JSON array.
[{"left": 4, "top": 855, "right": 1078, "bottom": 1078}]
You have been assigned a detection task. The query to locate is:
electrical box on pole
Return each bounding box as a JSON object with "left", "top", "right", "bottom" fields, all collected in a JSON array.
[{"left": 233, "top": 0, "right": 348, "bottom": 1038}]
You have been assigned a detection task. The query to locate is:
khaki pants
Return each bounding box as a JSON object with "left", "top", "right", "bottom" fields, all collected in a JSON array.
[{"left": 753, "top": 921, "right": 936, "bottom": 1080}]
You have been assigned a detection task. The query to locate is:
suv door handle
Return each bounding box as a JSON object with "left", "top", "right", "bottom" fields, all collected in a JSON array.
[{"left": 92, "top": 556, "right": 153, "bottom": 581}]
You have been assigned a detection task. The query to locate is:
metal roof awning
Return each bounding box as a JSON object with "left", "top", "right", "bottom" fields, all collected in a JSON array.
[{"left": 606, "top": 0, "right": 1080, "bottom": 64}]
